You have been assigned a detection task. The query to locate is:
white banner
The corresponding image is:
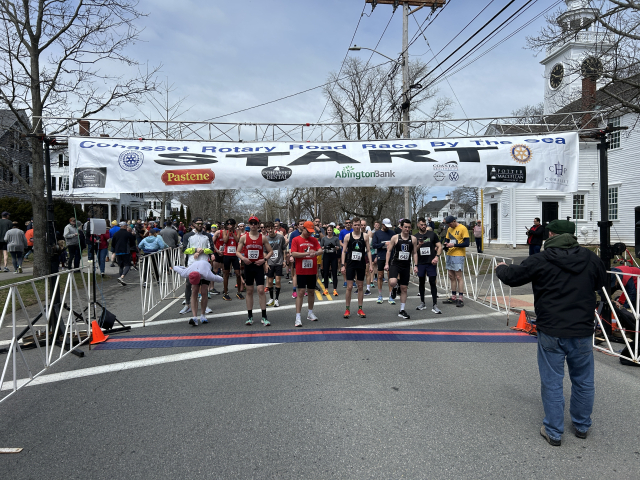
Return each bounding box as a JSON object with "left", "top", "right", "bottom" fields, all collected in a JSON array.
[{"left": 68, "top": 133, "right": 579, "bottom": 194}]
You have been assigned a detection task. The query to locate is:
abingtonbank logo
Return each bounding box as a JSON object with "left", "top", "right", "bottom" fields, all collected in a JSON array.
[{"left": 335, "top": 165, "right": 395, "bottom": 179}]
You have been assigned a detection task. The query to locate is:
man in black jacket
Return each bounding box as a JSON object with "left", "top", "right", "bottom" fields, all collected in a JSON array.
[
  {"left": 526, "top": 217, "right": 544, "bottom": 255},
  {"left": 112, "top": 222, "right": 137, "bottom": 286},
  {"left": 496, "top": 220, "right": 606, "bottom": 447}
]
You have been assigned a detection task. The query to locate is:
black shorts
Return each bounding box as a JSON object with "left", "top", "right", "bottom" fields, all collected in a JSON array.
[
  {"left": 223, "top": 255, "right": 240, "bottom": 272},
  {"left": 267, "top": 264, "right": 283, "bottom": 278},
  {"left": 389, "top": 263, "right": 411, "bottom": 286},
  {"left": 296, "top": 274, "right": 317, "bottom": 290},
  {"left": 0, "top": 242, "right": 6, "bottom": 251},
  {"left": 198, "top": 279, "right": 210, "bottom": 286},
  {"left": 213, "top": 252, "right": 223, "bottom": 263},
  {"left": 377, "top": 253, "right": 387, "bottom": 272},
  {"left": 417, "top": 263, "right": 437, "bottom": 277},
  {"left": 244, "top": 263, "right": 265, "bottom": 286},
  {"left": 346, "top": 265, "right": 366, "bottom": 282}
]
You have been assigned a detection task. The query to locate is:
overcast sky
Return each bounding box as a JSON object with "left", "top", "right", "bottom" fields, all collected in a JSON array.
[{"left": 127, "top": 0, "right": 561, "bottom": 199}]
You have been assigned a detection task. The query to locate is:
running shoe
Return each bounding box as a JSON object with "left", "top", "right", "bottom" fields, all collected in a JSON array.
[
  {"left": 292, "top": 291, "right": 297, "bottom": 298},
  {"left": 295, "top": 318, "right": 302, "bottom": 327},
  {"left": 398, "top": 310, "right": 410, "bottom": 319},
  {"left": 353, "top": 287, "right": 358, "bottom": 294},
  {"left": 200, "top": 315, "right": 208, "bottom": 324},
  {"left": 456, "top": 299, "right": 464, "bottom": 307},
  {"left": 307, "top": 312, "right": 318, "bottom": 321},
  {"left": 267, "top": 299, "right": 275, "bottom": 307},
  {"left": 17, "top": 266, "right": 22, "bottom": 273},
  {"left": 205, "top": 307, "right": 213, "bottom": 314},
  {"left": 357, "top": 309, "right": 366, "bottom": 318},
  {"left": 261, "top": 317, "right": 271, "bottom": 327},
  {"left": 264, "top": 286, "right": 269, "bottom": 293},
  {"left": 416, "top": 292, "right": 421, "bottom": 297},
  {"left": 236, "top": 293, "right": 244, "bottom": 300},
  {"left": 117, "top": 278, "right": 127, "bottom": 286},
  {"left": 179, "top": 306, "right": 191, "bottom": 315},
  {"left": 323, "top": 290, "right": 329, "bottom": 296},
  {"left": 370, "top": 282, "right": 375, "bottom": 288},
  {"left": 388, "top": 297, "right": 396, "bottom": 305},
  {"left": 333, "top": 289, "right": 338, "bottom": 296},
  {"left": 343, "top": 309, "right": 350, "bottom": 319},
  {"left": 189, "top": 317, "right": 199, "bottom": 326},
  {"left": 304, "top": 291, "right": 308, "bottom": 297},
  {"left": 443, "top": 297, "right": 456, "bottom": 304},
  {"left": 207, "top": 292, "right": 211, "bottom": 299},
  {"left": 182, "top": 299, "right": 186, "bottom": 305},
  {"left": 211, "top": 288, "right": 220, "bottom": 295},
  {"left": 245, "top": 317, "right": 253, "bottom": 326},
  {"left": 274, "top": 299, "right": 280, "bottom": 307},
  {"left": 377, "top": 295, "right": 383, "bottom": 304},
  {"left": 222, "top": 293, "right": 232, "bottom": 301},
  {"left": 416, "top": 302, "right": 427, "bottom": 311},
  {"left": 288, "top": 280, "right": 293, "bottom": 284},
  {"left": 142, "top": 282, "right": 147, "bottom": 288},
  {"left": 432, "top": 305, "right": 442, "bottom": 314},
  {"left": 364, "top": 289, "right": 371, "bottom": 296},
  {"left": 343, "top": 281, "right": 347, "bottom": 288},
  {"left": 329, "top": 278, "right": 332, "bottom": 284}
]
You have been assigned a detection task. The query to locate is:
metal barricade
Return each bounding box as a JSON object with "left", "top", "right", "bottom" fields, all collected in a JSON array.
[
  {"left": 0, "top": 267, "right": 91, "bottom": 403},
  {"left": 436, "top": 252, "right": 513, "bottom": 318},
  {"left": 594, "top": 270, "right": 639, "bottom": 364},
  {"left": 139, "top": 247, "right": 185, "bottom": 326}
]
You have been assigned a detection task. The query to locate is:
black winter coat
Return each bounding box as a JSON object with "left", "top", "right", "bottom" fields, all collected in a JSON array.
[{"left": 496, "top": 237, "right": 606, "bottom": 337}]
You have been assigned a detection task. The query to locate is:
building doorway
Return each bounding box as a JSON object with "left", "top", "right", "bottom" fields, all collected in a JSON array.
[
  {"left": 490, "top": 203, "right": 498, "bottom": 240},
  {"left": 542, "top": 202, "right": 559, "bottom": 240}
]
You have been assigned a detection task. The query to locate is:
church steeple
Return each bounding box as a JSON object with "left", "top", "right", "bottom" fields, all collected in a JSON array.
[{"left": 540, "top": 0, "right": 610, "bottom": 114}]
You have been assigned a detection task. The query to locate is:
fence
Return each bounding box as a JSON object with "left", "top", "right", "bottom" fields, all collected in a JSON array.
[
  {"left": 594, "top": 270, "right": 639, "bottom": 364},
  {"left": 594, "top": 247, "right": 639, "bottom": 269},
  {"left": 0, "top": 267, "right": 91, "bottom": 404},
  {"left": 139, "top": 247, "right": 185, "bottom": 326},
  {"left": 436, "top": 252, "right": 514, "bottom": 320}
]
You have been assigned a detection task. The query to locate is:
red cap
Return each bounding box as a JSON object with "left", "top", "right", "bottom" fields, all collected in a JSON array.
[
  {"left": 303, "top": 220, "right": 314, "bottom": 233},
  {"left": 188, "top": 271, "right": 201, "bottom": 285},
  {"left": 248, "top": 215, "right": 259, "bottom": 223}
]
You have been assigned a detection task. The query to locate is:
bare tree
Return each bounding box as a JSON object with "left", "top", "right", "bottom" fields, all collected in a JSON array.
[
  {"left": 527, "top": 1, "right": 640, "bottom": 116},
  {"left": 510, "top": 102, "right": 545, "bottom": 124},
  {"left": 450, "top": 187, "right": 478, "bottom": 211},
  {"left": 0, "top": 1, "right": 159, "bottom": 276}
]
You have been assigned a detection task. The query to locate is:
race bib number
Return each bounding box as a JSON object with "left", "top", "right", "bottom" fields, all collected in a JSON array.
[
  {"left": 271, "top": 250, "right": 278, "bottom": 259},
  {"left": 449, "top": 239, "right": 457, "bottom": 245},
  {"left": 420, "top": 247, "right": 430, "bottom": 256},
  {"left": 399, "top": 251, "right": 410, "bottom": 261},
  {"left": 302, "top": 259, "right": 313, "bottom": 269},
  {"left": 219, "top": 246, "right": 225, "bottom": 253},
  {"left": 248, "top": 249, "right": 259, "bottom": 260},
  {"left": 226, "top": 246, "right": 236, "bottom": 254},
  {"left": 351, "top": 251, "right": 362, "bottom": 261}
]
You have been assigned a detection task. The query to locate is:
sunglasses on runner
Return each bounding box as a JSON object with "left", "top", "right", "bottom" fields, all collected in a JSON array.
[
  {"left": 249, "top": 221, "right": 258, "bottom": 225},
  {"left": 195, "top": 222, "right": 203, "bottom": 226}
]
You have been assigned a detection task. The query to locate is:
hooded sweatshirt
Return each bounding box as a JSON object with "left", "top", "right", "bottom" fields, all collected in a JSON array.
[{"left": 496, "top": 233, "right": 606, "bottom": 337}]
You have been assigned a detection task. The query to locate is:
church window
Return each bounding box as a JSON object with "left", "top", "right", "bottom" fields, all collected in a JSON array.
[{"left": 608, "top": 116, "right": 621, "bottom": 149}]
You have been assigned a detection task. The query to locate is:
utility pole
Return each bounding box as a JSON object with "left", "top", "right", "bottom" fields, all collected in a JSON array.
[{"left": 366, "top": 1, "right": 445, "bottom": 220}]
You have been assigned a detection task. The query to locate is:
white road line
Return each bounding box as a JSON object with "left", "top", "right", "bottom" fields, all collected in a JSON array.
[
  {"left": 145, "top": 297, "right": 181, "bottom": 324},
  {"left": 1, "top": 343, "right": 275, "bottom": 392},
  {"left": 350, "top": 312, "right": 505, "bottom": 328}
]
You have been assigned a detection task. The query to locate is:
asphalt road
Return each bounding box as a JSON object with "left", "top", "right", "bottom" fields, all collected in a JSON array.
[{"left": 1, "top": 269, "right": 639, "bottom": 479}]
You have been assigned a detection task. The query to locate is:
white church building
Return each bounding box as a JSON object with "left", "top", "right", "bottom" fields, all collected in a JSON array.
[{"left": 483, "top": 0, "right": 637, "bottom": 248}]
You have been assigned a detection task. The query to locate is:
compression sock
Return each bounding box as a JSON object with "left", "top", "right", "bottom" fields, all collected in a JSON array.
[
  {"left": 459, "top": 292, "right": 464, "bottom": 299},
  {"left": 247, "top": 310, "right": 252, "bottom": 319},
  {"left": 275, "top": 287, "right": 281, "bottom": 299},
  {"left": 419, "top": 276, "right": 426, "bottom": 303},
  {"left": 451, "top": 291, "right": 457, "bottom": 299},
  {"left": 268, "top": 287, "right": 274, "bottom": 299},
  {"left": 262, "top": 309, "right": 267, "bottom": 318}
]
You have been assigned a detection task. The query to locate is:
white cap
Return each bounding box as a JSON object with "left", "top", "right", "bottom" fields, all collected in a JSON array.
[
  {"left": 329, "top": 222, "right": 336, "bottom": 226},
  {"left": 382, "top": 218, "right": 392, "bottom": 228}
]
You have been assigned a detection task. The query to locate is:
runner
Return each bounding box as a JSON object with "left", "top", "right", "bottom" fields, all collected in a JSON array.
[
  {"left": 339, "top": 219, "right": 353, "bottom": 287},
  {"left": 182, "top": 217, "right": 216, "bottom": 325},
  {"left": 385, "top": 219, "right": 418, "bottom": 319},
  {"left": 236, "top": 216, "right": 273, "bottom": 326},
  {"left": 320, "top": 223, "right": 340, "bottom": 296},
  {"left": 341, "top": 218, "right": 373, "bottom": 318},
  {"left": 221, "top": 218, "right": 244, "bottom": 301},
  {"left": 371, "top": 218, "right": 394, "bottom": 303},
  {"left": 290, "top": 220, "right": 322, "bottom": 327},
  {"left": 313, "top": 217, "right": 324, "bottom": 289},
  {"left": 287, "top": 219, "right": 305, "bottom": 298},
  {"left": 442, "top": 215, "right": 469, "bottom": 307},
  {"left": 415, "top": 217, "right": 443, "bottom": 314},
  {"left": 265, "top": 221, "right": 287, "bottom": 307}
]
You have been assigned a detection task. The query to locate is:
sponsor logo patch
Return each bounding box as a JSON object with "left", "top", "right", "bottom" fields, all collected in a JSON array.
[
  {"left": 433, "top": 172, "right": 445, "bottom": 181},
  {"left": 118, "top": 150, "right": 144, "bottom": 171},
  {"left": 261, "top": 166, "right": 292, "bottom": 182},
  {"left": 161, "top": 169, "right": 215, "bottom": 186},
  {"left": 73, "top": 168, "right": 107, "bottom": 188},
  {"left": 487, "top": 165, "right": 526, "bottom": 183},
  {"left": 510, "top": 144, "right": 532, "bottom": 164}
]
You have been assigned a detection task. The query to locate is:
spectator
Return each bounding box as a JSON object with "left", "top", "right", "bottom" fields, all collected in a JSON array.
[
  {"left": 4, "top": 221, "right": 28, "bottom": 273},
  {"left": 109, "top": 220, "right": 120, "bottom": 267},
  {"left": 473, "top": 220, "right": 483, "bottom": 254},
  {"left": 160, "top": 221, "right": 180, "bottom": 248},
  {"left": 427, "top": 217, "right": 435, "bottom": 231},
  {"left": 0, "top": 211, "right": 12, "bottom": 272},
  {"left": 96, "top": 228, "right": 111, "bottom": 277},
  {"left": 496, "top": 219, "right": 606, "bottom": 446},
  {"left": 526, "top": 217, "right": 545, "bottom": 255},
  {"left": 63, "top": 217, "right": 81, "bottom": 269},
  {"left": 24, "top": 225, "right": 34, "bottom": 260}
]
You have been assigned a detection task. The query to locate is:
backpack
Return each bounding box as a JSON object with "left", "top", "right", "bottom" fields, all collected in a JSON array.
[{"left": 78, "top": 229, "right": 87, "bottom": 250}]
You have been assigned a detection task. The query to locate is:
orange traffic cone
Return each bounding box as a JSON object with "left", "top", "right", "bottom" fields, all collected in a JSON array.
[
  {"left": 511, "top": 310, "right": 528, "bottom": 332},
  {"left": 611, "top": 313, "right": 619, "bottom": 332},
  {"left": 90, "top": 320, "right": 109, "bottom": 345}
]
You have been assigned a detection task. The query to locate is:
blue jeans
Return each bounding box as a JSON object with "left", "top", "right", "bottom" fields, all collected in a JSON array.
[
  {"left": 529, "top": 244, "right": 541, "bottom": 255},
  {"left": 537, "top": 331, "right": 594, "bottom": 440},
  {"left": 98, "top": 248, "right": 109, "bottom": 273}
]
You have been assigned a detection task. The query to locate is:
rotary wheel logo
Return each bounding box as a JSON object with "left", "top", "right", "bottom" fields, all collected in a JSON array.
[
  {"left": 118, "top": 150, "right": 144, "bottom": 171},
  {"left": 510, "top": 144, "right": 532, "bottom": 164}
]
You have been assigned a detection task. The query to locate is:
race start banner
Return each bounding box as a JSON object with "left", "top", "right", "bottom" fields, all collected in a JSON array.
[{"left": 68, "top": 132, "right": 579, "bottom": 194}]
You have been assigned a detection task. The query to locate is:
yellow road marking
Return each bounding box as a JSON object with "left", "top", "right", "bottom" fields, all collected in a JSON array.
[{"left": 317, "top": 279, "right": 333, "bottom": 301}]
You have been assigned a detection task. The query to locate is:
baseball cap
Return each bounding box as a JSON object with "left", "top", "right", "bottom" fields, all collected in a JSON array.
[
  {"left": 1, "top": 211, "right": 9, "bottom": 217},
  {"left": 152, "top": 227, "right": 161, "bottom": 232},
  {"left": 248, "top": 215, "right": 260, "bottom": 223},
  {"left": 193, "top": 217, "right": 203, "bottom": 223},
  {"left": 382, "top": 218, "right": 392, "bottom": 228},
  {"left": 245, "top": 226, "right": 250, "bottom": 231},
  {"left": 274, "top": 218, "right": 281, "bottom": 222},
  {"left": 547, "top": 219, "right": 575, "bottom": 235},
  {"left": 212, "top": 224, "right": 218, "bottom": 228},
  {"left": 111, "top": 220, "right": 118, "bottom": 226},
  {"left": 303, "top": 220, "right": 314, "bottom": 233},
  {"left": 188, "top": 271, "right": 201, "bottom": 285},
  {"left": 119, "top": 221, "right": 127, "bottom": 227},
  {"left": 444, "top": 215, "right": 457, "bottom": 224},
  {"left": 329, "top": 222, "right": 336, "bottom": 226}
]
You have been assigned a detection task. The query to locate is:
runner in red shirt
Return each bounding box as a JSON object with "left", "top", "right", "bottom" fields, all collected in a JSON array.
[
  {"left": 237, "top": 216, "right": 273, "bottom": 326},
  {"left": 291, "top": 220, "right": 322, "bottom": 327}
]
